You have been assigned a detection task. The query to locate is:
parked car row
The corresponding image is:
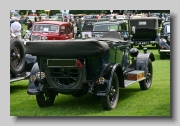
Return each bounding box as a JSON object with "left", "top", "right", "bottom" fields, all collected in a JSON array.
[{"left": 10, "top": 12, "right": 170, "bottom": 111}]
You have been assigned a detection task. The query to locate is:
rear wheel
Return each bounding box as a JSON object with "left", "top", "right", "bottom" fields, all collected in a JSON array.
[
  {"left": 139, "top": 59, "right": 153, "bottom": 90},
  {"left": 36, "top": 92, "right": 57, "bottom": 107},
  {"left": 160, "top": 52, "right": 165, "bottom": 59},
  {"left": 101, "top": 72, "right": 119, "bottom": 110}
]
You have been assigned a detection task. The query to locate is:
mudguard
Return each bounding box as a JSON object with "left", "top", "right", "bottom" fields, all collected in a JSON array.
[
  {"left": 27, "top": 62, "right": 41, "bottom": 95},
  {"left": 24, "top": 54, "right": 37, "bottom": 72},
  {"left": 159, "top": 38, "right": 170, "bottom": 50},
  {"left": 136, "top": 51, "right": 155, "bottom": 75},
  {"left": 155, "top": 34, "right": 160, "bottom": 42},
  {"left": 96, "top": 63, "right": 124, "bottom": 96}
]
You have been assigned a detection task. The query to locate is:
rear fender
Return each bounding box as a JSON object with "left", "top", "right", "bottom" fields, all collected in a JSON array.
[
  {"left": 136, "top": 52, "right": 155, "bottom": 75},
  {"left": 27, "top": 62, "right": 41, "bottom": 95},
  {"left": 24, "top": 54, "right": 37, "bottom": 72},
  {"left": 97, "top": 63, "right": 124, "bottom": 96},
  {"left": 159, "top": 38, "right": 170, "bottom": 49}
]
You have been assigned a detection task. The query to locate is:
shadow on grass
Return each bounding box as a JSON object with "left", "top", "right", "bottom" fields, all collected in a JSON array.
[
  {"left": 10, "top": 84, "right": 28, "bottom": 94},
  {"left": 37, "top": 87, "right": 142, "bottom": 116},
  {"left": 153, "top": 53, "right": 170, "bottom": 60},
  {"left": 119, "top": 87, "right": 141, "bottom": 102}
]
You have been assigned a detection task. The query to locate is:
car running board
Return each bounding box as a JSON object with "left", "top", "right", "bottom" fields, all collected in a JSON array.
[
  {"left": 10, "top": 77, "right": 27, "bottom": 83},
  {"left": 124, "top": 70, "right": 146, "bottom": 87},
  {"left": 124, "top": 77, "right": 146, "bottom": 87}
]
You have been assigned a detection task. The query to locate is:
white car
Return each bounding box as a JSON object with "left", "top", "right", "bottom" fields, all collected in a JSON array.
[
  {"left": 40, "top": 13, "right": 48, "bottom": 19},
  {"left": 116, "top": 15, "right": 127, "bottom": 22},
  {"left": 116, "top": 15, "right": 126, "bottom": 20},
  {"left": 27, "top": 16, "right": 36, "bottom": 22},
  {"left": 49, "top": 16, "right": 59, "bottom": 21}
]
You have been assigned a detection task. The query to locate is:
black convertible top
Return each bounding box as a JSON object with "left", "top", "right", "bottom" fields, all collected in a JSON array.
[{"left": 25, "top": 39, "right": 110, "bottom": 58}]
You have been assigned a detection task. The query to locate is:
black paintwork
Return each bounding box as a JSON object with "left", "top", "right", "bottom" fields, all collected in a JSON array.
[
  {"left": 158, "top": 21, "right": 170, "bottom": 59},
  {"left": 130, "top": 17, "right": 160, "bottom": 47}
]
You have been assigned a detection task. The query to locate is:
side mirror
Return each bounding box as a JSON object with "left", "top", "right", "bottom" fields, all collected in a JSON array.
[{"left": 131, "top": 26, "right": 136, "bottom": 34}]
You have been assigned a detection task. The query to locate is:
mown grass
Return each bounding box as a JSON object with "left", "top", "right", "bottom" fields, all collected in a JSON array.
[{"left": 10, "top": 46, "right": 170, "bottom": 116}]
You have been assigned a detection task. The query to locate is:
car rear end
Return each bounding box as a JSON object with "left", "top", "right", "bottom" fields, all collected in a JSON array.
[
  {"left": 26, "top": 39, "right": 110, "bottom": 94},
  {"left": 130, "top": 17, "right": 159, "bottom": 47}
]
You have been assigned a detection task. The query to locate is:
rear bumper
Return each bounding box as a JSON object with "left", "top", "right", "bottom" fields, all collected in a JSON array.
[
  {"left": 131, "top": 41, "right": 158, "bottom": 45},
  {"left": 160, "top": 49, "right": 170, "bottom": 52}
]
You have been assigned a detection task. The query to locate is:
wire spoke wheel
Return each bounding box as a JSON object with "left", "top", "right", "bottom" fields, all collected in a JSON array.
[
  {"left": 139, "top": 58, "right": 153, "bottom": 90},
  {"left": 101, "top": 72, "right": 119, "bottom": 110}
]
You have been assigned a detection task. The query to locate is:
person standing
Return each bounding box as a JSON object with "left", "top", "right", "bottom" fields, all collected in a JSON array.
[
  {"left": 34, "top": 16, "right": 37, "bottom": 22},
  {"left": 73, "top": 19, "right": 80, "bottom": 38},
  {"left": 10, "top": 14, "right": 13, "bottom": 19},
  {"left": 10, "top": 17, "right": 22, "bottom": 39},
  {"left": 27, "top": 20, "right": 33, "bottom": 30}
]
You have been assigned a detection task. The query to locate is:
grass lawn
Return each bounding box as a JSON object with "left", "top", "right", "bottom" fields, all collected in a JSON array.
[
  {"left": 22, "top": 24, "right": 27, "bottom": 36},
  {"left": 10, "top": 46, "right": 170, "bottom": 116}
]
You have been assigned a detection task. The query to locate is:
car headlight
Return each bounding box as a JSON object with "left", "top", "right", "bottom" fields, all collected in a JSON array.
[
  {"left": 41, "top": 36, "right": 47, "bottom": 40},
  {"left": 36, "top": 72, "right": 46, "bottom": 79},
  {"left": 30, "top": 75, "right": 36, "bottom": 82},
  {"left": 167, "top": 36, "right": 170, "bottom": 41}
]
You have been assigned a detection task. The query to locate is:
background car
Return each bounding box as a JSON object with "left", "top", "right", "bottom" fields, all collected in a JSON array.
[
  {"left": 10, "top": 38, "right": 37, "bottom": 82},
  {"left": 130, "top": 17, "right": 160, "bottom": 48},
  {"left": 92, "top": 20, "right": 129, "bottom": 38},
  {"left": 158, "top": 21, "right": 170, "bottom": 59},
  {"left": 27, "top": 16, "right": 36, "bottom": 22},
  {"left": 49, "top": 15, "right": 59, "bottom": 21},
  {"left": 31, "top": 21, "right": 73, "bottom": 41},
  {"left": 40, "top": 13, "right": 48, "bottom": 20}
]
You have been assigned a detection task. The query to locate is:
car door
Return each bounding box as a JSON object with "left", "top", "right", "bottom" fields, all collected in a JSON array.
[
  {"left": 59, "top": 25, "right": 67, "bottom": 40},
  {"left": 66, "top": 25, "right": 73, "bottom": 39}
]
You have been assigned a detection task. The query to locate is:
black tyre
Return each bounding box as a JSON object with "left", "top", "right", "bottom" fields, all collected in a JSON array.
[
  {"left": 156, "top": 44, "right": 159, "bottom": 49},
  {"left": 36, "top": 92, "right": 57, "bottom": 107},
  {"left": 139, "top": 45, "right": 142, "bottom": 48},
  {"left": 101, "top": 72, "right": 119, "bottom": 110},
  {"left": 130, "top": 44, "right": 133, "bottom": 48},
  {"left": 139, "top": 59, "right": 153, "bottom": 90},
  {"left": 10, "top": 38, "right": 26, "bottom": 74},
  {"left": 160, "top": 52, "right": 165, "bottom": 59},
  {"left": 158, "top": 45, "right": 160, "bottom": 54}
]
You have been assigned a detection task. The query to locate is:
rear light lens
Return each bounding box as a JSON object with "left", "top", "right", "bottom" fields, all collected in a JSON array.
[{"left": 167, "top": 36, "right": 170, "bottom": 41}]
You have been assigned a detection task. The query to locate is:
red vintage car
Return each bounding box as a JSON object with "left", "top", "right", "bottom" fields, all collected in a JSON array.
[{"left": 31, "top": 21, "right": 73, "bottom": 41}]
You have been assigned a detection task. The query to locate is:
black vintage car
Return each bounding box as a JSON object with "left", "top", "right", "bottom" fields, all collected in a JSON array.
[
  {"left": 10, "top": 38, "right": 37, "bottom": 82},
  {"left": 10, "top": 19, "right": 37, "bottom": 82},
  {"left": 130, "top": 17, "right": 160, "bottom": 48},
  {"left": 158, "top": 21, "right": 170, "bottom": 59},
  {"left": 25, "top": 29, "right": 155, "bottom": 110}
]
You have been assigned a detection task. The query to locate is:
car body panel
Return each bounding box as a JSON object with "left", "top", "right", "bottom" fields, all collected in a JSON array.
[{"left": 31, "top": 21, "right": 73, "bottom": 41}]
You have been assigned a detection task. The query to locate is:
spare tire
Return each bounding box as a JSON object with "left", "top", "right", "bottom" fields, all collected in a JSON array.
[
  {"left": 10, "top": 38, "right": 26, "bottom": 74},
  {"left": 45, "top": 67, "right": 85, "bottom": 93}
]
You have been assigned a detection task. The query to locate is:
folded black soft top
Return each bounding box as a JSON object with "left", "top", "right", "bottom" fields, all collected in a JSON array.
[{"left": 25, "top": 39, "right": 110, "bottom": 58}]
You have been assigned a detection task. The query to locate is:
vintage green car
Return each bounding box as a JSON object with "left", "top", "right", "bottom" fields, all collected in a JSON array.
[{"left": 26, "top": 26, "right": 155, "bottom": 110}]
